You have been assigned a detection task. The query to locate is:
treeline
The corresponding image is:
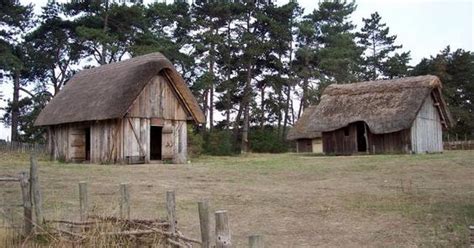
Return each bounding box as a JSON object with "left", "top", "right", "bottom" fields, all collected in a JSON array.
[{"left": 1, "top": 0, "right": 472, "bottom": 154}]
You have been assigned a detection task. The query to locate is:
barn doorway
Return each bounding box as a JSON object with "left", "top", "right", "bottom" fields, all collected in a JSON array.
[
  {"left": 150, "top": 126, "right": 163, "bottom": 160},
  {"left": 85, "top": 127, "right": 91, "bottom": 161},
  {"left": 356, "top": 122, "right": 367, "bottom": 152}
]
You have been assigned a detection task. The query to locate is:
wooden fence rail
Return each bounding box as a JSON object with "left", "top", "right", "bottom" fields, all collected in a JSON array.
[
  {"left": 0, "top": 142, "right": 47, "bottom": 154},
  {"left": 444, "top": 140, "right": 474, "bottom": 150}
]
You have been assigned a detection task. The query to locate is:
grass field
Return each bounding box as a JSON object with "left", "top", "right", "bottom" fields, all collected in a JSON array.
[{"left": 1, "top": 151, "right": 473, "bottom": 247}]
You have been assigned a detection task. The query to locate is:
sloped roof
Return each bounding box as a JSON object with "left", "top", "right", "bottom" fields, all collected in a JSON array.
[
  {"left": 298, "top": 75, "right": 452, "bottom": 135},
  {"left": 35, "top": 53, "right": 205, "bottom": 126},
  {"left": 287, "top": 106, "right": 322, "bottom": 140}
]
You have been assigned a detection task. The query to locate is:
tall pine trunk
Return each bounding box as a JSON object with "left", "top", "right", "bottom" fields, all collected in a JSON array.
[
  {"left": 260, "top": 85, "right": 265, "bottom": 130},
  {"left": 241, "top": 63, "right": 252, "bottom": 153},
  {"left": 100, "top": 0, "right": 109, "bottom": 65},
  {"left": 11, "top": 71, "right": 20, "bottom": 142}
]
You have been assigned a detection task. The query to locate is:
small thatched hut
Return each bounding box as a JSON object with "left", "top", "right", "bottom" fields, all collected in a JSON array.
[
  {"left": 287, "top": 106, "right": 322, "bottom": 153},
  {"left": 301, "top": 75, "right": 452, "bottom": 155},
  {"left": 35, "top": 53, "right": 205, "bottom": 164}
]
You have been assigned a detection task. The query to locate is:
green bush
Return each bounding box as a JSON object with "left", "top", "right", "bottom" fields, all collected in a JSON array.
[
  {"left": 249, "top": 128, "right": 289, "bottom": 153},
  {"left": 187, "top": 127, "right": 204, "bottom": 158},
  {"left": 203, "top": 130, "right": 235, "bottom": 156}
]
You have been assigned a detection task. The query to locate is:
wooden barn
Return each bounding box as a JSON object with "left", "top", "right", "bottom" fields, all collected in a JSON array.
[
  {"left": 287, "top": 106, "right": 323, "bottom": 153},
  {"left": 303, "top": 75, "right": 452, "bottom": 155},
  {"left": 35, "top": 53, "right": 205, "bottom": 164}
]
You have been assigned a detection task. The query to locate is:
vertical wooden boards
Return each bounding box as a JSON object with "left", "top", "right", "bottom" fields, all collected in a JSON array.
[
  {"left": 127, "top": 75, "right": 189, "bottom": 121},
  {"left": 122, "top": 117, "right": 149, "bottom": 161},
  {"left": 173, "top": 121, "right": 187, "bottom": 164},
  {"left": 411, "top": 95, "right": 443, "bottom": 153}
]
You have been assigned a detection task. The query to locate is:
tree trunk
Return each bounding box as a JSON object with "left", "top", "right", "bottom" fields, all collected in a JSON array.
[
  {"left": 260, "top": 85, "right": 265, "bottom": 130},
  {"left": 11, "top": 71, "right": 20, "bottom": 142},
  {"left": 241, "top": 63, "right": 252, "bottom": 153},
  {"left": 209, "top": 33, "right": 216, "bottom": 133},
  {"left": 297, "top": 76, "right": 309, "bottom": 118},
  {"left": 100, "top": 0, "right": 110, "bottom": 65}
]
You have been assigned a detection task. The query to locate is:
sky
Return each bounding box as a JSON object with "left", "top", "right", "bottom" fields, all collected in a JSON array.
[{"left": 0, "top": 0, "right": 473, "bottom": 140}]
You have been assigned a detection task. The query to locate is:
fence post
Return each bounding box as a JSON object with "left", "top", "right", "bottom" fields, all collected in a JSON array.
[
  {"left": 198, "top": 201, "right": 210, "bottom": 248},
  {"left": 166, "top": 190, "right": 177, "bottom": 233},
  {"left": 119, "top": 183, "right": 130, "bottom": 219},
  {"left": 79, "top": 181, "right": 88, "bottom": 221},
  {"left": 215, "top": 210, "right": 231, "bottom": 248},
  {"left": 249, "top": 235, "right": 264, "bottom": 248},
  {"left": 30, "top": 154, "right": 43, "bottom": 227},
  {"left": 166, "top": 190, "right": 177, "bottom": 247},
  {"left": 19, "top": 172, "right": 33, "bottom": 236}
]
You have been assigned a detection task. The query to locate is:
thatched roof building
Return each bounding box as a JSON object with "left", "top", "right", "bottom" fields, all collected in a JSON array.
[
  {"left": 36, "top": 53, "right": 205, "bottom": 164},
  {"left": 287, "top": 106, "right": 322, "bottom": 153},
  {"left": 292, "top": 75, "right": 451, "bottom": 155}
]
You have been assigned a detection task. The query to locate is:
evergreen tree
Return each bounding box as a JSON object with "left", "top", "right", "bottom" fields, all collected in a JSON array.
[
  {"left": 312, "top": 0, "right": 362, "bottom": 85},
  {"left": 383, "top": 51, "right": 411, "bottom": 79},
  {"left": 64, "top": 0, "right": 146, "bottom": 65},
  {"left": 0, "top": 0, "right": 33, "bottom": 141},
  {"left": 357, "top": 12, "right": 402, "bottom": 80},
  {"left": 412, "top": 47, "right": 474, "bottom": 138}
]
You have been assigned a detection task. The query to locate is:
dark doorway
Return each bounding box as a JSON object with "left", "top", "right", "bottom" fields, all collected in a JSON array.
[
  {"left": 356, "top": 122, "right": 367, "bottom": 152},
  {"left": 150, "top": 126, "right": 162, "bottom": 160},
  {"left": 85, "top": 127, "right": 91, "bottom": 161}
]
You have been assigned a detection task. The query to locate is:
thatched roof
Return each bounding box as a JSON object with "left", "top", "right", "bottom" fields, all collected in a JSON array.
[
  {"left": 293, "top": 75, "right": 452, "bottom": 136},
  {"left": 35, "top": 53, "right": 205, "bottom": 126},
  {"left": 287, "top": 106, "right": 322, "bottom": 140}
]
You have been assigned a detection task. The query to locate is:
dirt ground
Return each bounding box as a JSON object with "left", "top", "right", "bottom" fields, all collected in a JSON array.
[{"left": 1, "top": 151, "right": 473, "bottom": 247}]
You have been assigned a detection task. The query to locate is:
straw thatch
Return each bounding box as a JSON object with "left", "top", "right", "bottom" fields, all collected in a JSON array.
[
  {"left": 287, "top": 106, "right": 322, "bottom": 140},
  {"left": 301, "top": 75, "right": 452, "bottom": 135},
  {"left": 35, "top": 53, "right": 205, "bottom": 126}
]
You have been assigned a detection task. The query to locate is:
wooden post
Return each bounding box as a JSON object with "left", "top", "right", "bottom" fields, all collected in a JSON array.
[
  {"left": 19, "top": 172, "right": 32, "bottom": 236},
  {"left": 249, "top": 235, "right": 264, "bottom": 248},
  {"left": 469, "top": 225, "right": 474, "bottom": 247},
  {"left": 119, "top": 183, "right": 130, "bottom": 219},
  {"left": 464, "top": 134, "right": 467, "bottom": 150},
  {"left": 215, "top": 210, "right": 231, "bottom": 248},
  {"left": 166, "top": 190, "right": 177, "bottom": 233},
  {"left": 29, "top": 154, "right": 43, "bottom": 226},
  {"left": 198, "top": 201, "right": 210, "bottom": 248},
  {"left": 79, "top": 181, "right": 88, "bottom": 221}
]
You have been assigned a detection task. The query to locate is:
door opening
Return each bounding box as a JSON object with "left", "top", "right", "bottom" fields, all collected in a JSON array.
[
  {"left": 85, "top": 127, "right": 91, "bottom": 161},
  {"left": 150, "top": 126, "right": 162, "bottom": 160},
  {"left": 356, "top": 122, "right": 367, "bottom": 152}
]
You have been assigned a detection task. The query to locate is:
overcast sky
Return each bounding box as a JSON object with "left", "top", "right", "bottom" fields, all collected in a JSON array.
[{"left": 1, "top": 0, "right": 472, "bottom": 140}]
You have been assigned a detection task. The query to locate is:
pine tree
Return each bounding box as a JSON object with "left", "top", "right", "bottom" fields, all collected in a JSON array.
[
  {"left": 312, "top": 0, "right": 362, "bottom": 84},
  {"left": 0, "top": 0, "right": 33, "bottom": 142},
  {"left": 357, "top": 12, "right": 402, "bottom": 80},
  {"left": 383, "top": 52, "right": 411, "bottom": 79}
]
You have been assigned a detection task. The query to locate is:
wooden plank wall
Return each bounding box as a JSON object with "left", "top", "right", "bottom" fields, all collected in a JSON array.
[
  {"left": 322, "top": 125, "right": 357, "bottom": 155},
  {"left": 411, "top": 95, "right": 443, "bottom": 153},
  {"left": 296, "top": 139, "right": 312, "bottom": 153},
  {"left": 128, "top": 75, "right": 188, "bottom": 121},
  {"left": 323, "top": 123, "right": 411, "bottom": 155},
  {"left": 90, "top": 119, "right": 122, "bottom": 164},
  {"left": 367, "top": 129, "right": 411, "bottom": 154},
  {"left": 312, "top": 138, "right": 323, "bottom": 153}
]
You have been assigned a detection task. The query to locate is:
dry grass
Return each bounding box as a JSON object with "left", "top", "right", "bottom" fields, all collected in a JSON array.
[{"left": 0, "top": 151, "right": 473, "bottom": 247}]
